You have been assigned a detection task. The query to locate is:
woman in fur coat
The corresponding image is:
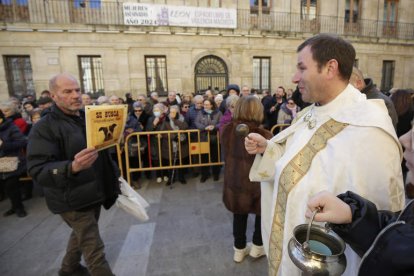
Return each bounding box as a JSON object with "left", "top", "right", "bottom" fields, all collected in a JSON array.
[{"left": 220, "top": 96, "right": 273, "bottom": 263}]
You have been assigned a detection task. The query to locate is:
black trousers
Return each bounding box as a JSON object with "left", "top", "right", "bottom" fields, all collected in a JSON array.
[
  {"left": 2, "top": 175, "right": 24, "bottom": 210},
  {"left": 233, "top": 213, "right": 263, "bottom": 249}
]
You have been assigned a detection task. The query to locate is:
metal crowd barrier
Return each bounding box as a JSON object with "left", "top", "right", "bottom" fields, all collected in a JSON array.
[
  {"left": 20, "top": 126, "right": 288, "bottom": 184},
  {"left": 123, "top": 129, "right": 223, "bottom": 185},
  {"left": 270, "top": 123, "right": 290, "bottom": 136}
]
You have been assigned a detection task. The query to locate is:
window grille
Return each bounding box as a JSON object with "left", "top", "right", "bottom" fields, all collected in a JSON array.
[
  {"left": 253, "top": 57, "right": 270, "bottom": 93},
  {"left": 3, "top": 55, "right": 35, "bottom": 99},
  {"left": 145, "top": 56, "right": 168, "bottom": 96},
  {"left": 78, "top": 56, "right": 105, "bottom": 96}
]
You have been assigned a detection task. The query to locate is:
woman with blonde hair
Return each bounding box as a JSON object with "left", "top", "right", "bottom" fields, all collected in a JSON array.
[{"left": 220, "top": 96, "right": 272, "bottom": 262}]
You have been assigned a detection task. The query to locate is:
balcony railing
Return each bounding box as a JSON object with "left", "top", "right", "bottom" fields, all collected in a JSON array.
[{"left": 1, "top": 0, "right": 413, "bottom": 41}]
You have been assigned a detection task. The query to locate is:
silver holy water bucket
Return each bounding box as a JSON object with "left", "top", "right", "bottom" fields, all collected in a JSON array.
[{"left": 288, "top": 210, "right": 347, "bottom": 276}]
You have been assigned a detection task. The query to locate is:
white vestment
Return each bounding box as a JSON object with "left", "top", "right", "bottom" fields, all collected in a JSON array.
[{"left": 250, "top": 85, "right": 405, "bottom": 276}]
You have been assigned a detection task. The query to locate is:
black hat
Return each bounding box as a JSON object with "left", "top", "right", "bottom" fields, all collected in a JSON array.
[{"left": 226, "top": 84, "right": 240, "bottom": 95}]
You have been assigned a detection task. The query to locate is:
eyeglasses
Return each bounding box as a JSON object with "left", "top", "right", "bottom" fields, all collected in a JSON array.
[
  {"left": 182, "top": 106, "right": 189, "bottom": 108},
  {"left": 134, "top": 109, "right": 143, "bottom": 112}
]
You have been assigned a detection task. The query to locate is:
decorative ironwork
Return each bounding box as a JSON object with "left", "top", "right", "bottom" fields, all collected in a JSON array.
[
  {"left": 0, "top": 1, "right": 413, "bottom": 40},
  {"left": 145, "top": 56, "right": 168, "bottom": 96},
  {"left": 3, "top": 55, "right": 35, "bottom": 99},
  {"left": 194, "top": 55, "right": 228, "bottom": 93},
  {"left": 78, "top": 56, "right": 105, "bottom": 96}
]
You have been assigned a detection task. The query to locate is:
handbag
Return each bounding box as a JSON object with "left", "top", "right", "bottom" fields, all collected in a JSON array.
[
  {"left": 0, "top": 156, "right": 19, "bottom": 173},
  {"left": 115, "top": 177, "right": 149, "bottom": 221}
]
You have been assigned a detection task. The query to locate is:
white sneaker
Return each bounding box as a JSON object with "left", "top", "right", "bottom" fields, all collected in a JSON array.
[
  {"left": 156, "top": 177, "right": 162, "bottom": 183},
  {"left": 163, "top": 176, "right": 169, "bottom": 182},
  {"left": 233, "top": 245, "right": 250, "bottom": 263},
  {"left": 249, "top": 244, "right": 265, "bottom": 259}
]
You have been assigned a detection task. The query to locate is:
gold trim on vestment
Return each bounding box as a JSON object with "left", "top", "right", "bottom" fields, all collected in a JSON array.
[{"left": 268, "top": 119, "right": 348, "bottom": 276}]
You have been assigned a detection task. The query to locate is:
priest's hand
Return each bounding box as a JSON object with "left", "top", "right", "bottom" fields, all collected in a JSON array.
[
  {"left": 245, "top": 133, "right": 268, "bottom": 154},
  {"left": 306, "top": 191, "right": 352, "bottom": 224}
]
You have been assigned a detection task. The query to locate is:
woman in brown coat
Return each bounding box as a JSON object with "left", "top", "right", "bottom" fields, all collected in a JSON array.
[{"left": 221, "top": 96, "right": 273, "bottom": 263}]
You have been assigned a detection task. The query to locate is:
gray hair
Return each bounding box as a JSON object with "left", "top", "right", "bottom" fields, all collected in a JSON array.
[
  {"left": 132, "top": 101, "right": 144, "bottom": 109},
  {"left": 169, "top": 105, "right": 180, "bottom": 113},
  {"left": 226, "top": 94, "right": 240, "bottom": 108},
  {"left": 193, "top": 95, "right": 203, "bottom": 103},
  {"left": 0, "top": 100, "right": 18, "bottom": 115},
  {"left": 153, "top": 102, "right": 167, "bottom": 112},
  {"left": 96, "top": 96, "right": 109, "bottom": 105}
]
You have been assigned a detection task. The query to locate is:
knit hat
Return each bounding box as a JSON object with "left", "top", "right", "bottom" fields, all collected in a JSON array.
[{"left": 226, "top": 84, "right": 240, "bottom": 95}]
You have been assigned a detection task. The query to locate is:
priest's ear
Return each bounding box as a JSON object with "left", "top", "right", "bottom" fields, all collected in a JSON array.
[{"left": 325, "top": 59, "right": 339, "bottom": 80}]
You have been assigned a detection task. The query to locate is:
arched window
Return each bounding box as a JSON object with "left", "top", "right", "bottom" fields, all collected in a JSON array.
[{"left": 194, "top": 56, "right": 228, "bottom": 94}]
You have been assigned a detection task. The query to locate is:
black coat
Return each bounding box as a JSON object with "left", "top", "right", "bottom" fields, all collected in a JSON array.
[
  {"left": 0, "top": 119, "right": 27, "bottom": 179},
  {"left": 331, "top": 191, "right": 414, "bottom": 276},
  {"left": 27, "top": 105, "right": 120, "bottom": 214},
  {"left": 362, "top": 78, "right": 398, "bottom": 130}
]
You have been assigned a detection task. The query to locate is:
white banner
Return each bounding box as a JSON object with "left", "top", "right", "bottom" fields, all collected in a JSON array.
[{"left": 123, "top": 3, "right": 237, "bottom": 29}]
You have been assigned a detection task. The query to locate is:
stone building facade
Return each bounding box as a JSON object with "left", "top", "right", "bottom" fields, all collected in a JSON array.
[{"left": 0, "top": 0, "right": 413, "bottom": 100}]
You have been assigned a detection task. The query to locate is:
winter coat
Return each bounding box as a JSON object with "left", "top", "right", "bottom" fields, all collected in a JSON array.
[
  {"left": 194, "top": 109, "right": 222, "bottom": 142},
  {"left": 146, "top": 115, "right": 189, "bottom": 160},
  {"left": 185, "top": 106, "right": 203, "bottom": 129},
  {"left": 217, "top": 109, "right": 232, "bottom": 134},
  {"left": 331, "top": 191, "right": 414, "bottom": 276},
  {"left": 277, "top": 103, "right": 300, "bottom": 124},
  {"left": 0, "top": 119, "right": 27, "bottom": 179},
  {"left": 125, "top": 114, "right": 146, "bottom": 157},
  {"left": 261, "top": 94, "right": 274, "bottom": 129},
  {"left": 9, "top": 113, "right": 29, "bottom": 135},
  {"left": 27, "top": 105, "right": 120, "bottom": 214},
  {"left": 159, "top": 116, "right": 189, "bottom": 160},
  {"left": 220, "top": 120, "right": 272, "bottom": 215},
  {"left": 266, "top": 98, "right": 285, "bottom": 130},
  {"left": 362, "top": 78, "right": 398, "bottom": 130}
]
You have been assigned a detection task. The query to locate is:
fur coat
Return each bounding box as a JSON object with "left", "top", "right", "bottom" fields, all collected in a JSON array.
[{"left": 220, "top": 120, "right": 272, "bottom": 214}]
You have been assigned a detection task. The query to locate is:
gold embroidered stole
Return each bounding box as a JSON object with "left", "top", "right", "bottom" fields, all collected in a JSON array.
[{"left": 268, "top": 119, "right": 348, "bottom": 276}]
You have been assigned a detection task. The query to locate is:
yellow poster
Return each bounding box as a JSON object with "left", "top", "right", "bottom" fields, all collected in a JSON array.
[{"left": 85, "top": 105, "right": 128, "bottom": 151}]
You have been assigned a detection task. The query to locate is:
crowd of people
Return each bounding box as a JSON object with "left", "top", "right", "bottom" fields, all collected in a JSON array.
[
  {"left": 1, "top": 33, "right": 414, "bottom": 276},
  {"left": 0, "top": 79, "right": 304, "bottom": 217}
]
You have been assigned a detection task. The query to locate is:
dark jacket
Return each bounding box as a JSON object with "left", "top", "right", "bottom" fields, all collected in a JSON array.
[
  {"left": 220, "top": 121, "right": 272, "bottom": 214},
  {"left": 331, "top": 191, "right": 414, "bottom": 276},
  {"left": 26, "top": 105, "right": 120, "bottom": 214},
  {"left": 0, "top": 119, "right": 27, "bottom": 179},
  {"left": 146, "top": 114, "right": 189, "bottom": 160},
  {"left": 194, "top": 109, "right": 222, "bottom": 142},
  {"left": 261, "top": 94, "right": 274, "bottom": 129},
  {"left": 266, "top": 98, "right": 285, "bottom": 131},
  {"left": 362, "top": 78, "right": 398, "bottom": 130},
  {"left": 160, "top": 116, "right": 189, "bottom": 159},
  {"left": 185, "top": 105, "right": 203, "bottom": 129}
]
